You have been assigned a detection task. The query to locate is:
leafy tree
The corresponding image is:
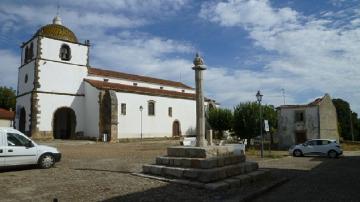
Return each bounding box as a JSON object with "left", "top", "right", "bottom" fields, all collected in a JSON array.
[
  {"left": 332, "top": 99, "right": 353, "bottom": 140},
  {"left": 206, "top": 108, "right": 233, "bottom": 139},
  {"left": 0, "top": 86, "right": 16, "bottom": 110},
  {"left": 233, "top": 102, "right": 277, "bottom": 140}
]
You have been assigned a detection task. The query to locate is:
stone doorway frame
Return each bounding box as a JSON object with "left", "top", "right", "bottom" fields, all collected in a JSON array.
[{"left": 99, "top": 90, "right": 118, "bottom": 142}]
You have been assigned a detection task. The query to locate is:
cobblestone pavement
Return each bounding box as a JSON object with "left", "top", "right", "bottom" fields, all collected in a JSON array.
[
  {"left": 253, "top": 151, "right": 360, "bottom": 202},
  {"left": 0, "top": 140, "right": 359, "bottom": 202}
]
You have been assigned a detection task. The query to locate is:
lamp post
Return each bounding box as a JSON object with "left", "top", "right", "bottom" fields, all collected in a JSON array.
[
  {"left": 139, "top": 105, "right": 143, "bottom": 140},
  {"left": 256, "top": 90, "right": 264, "bottom": 158}
]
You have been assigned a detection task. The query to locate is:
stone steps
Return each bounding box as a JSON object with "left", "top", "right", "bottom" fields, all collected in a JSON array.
[
  {"left": 155, "top": 155, "right": 246, "bottom": 169},
  {"left": 136, "top": 169, "right": 270, "bottom": 191},
  {"left": 143, "top": 161, "right": 258, "bottom": 183}
]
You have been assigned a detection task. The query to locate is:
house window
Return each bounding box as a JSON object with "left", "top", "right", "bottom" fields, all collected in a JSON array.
[
  {"left": 160, "top": 86, "right": 164, "bottom": 90},
  {"left": 121, "top": 103, "right": 126, "bottom": 115},
  {"left": 59, "top": 44, "right": 71, "bottom": 61},
  {"left": 148, "top": 101, "right": 155, "bottom": 116},
  {"left": 133, "top": 83, "right": 138, "bottom": 86},
  {"left": 181, "top": 90, "right": 185, "bottom": 93},
  {"left": 168, "top": 107, "right": 172, "bottom": 117},
  {"left": 295, "top": 111, "right": 305, "bottom": 122}
]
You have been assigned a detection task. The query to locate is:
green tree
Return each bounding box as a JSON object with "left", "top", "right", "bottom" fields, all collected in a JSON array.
[
  {"left": 332, "top": 98, "right": 352, "bottom": 140},
  {"left": 0, "top": 86, "right": 16, "bottom": 110},
  {"left": 206, "top": 108, "right": 233, "bottom": 139},
  {"left": 233, "top": 102, "right": 277, "bottom": 139}
]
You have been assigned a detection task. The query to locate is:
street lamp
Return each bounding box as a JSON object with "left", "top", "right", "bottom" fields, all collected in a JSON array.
[
  {"left": 256, "top": 90, "right": 264, "bottom": 158},
  {"left": 139, "top": 105, "right": 143, "bottom": 140}
]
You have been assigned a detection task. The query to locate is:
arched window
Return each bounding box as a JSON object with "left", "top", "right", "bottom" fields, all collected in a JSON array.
[
  {"left": 24, "top": 46, "right": 29, "bottom": 63},
  {"left": 148, "top": 100, "right": 155, "bottom": 116},
  {"left": 59, "top": 44, "right": 71, "bottom": 61},
  {"left": 29, "top": 42, "right": 34, "bottom": 59}
]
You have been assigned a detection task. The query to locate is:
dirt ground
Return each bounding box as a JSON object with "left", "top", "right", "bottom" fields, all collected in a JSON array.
[{"left": 1, "top": 140, "right": 358, "bottom": 202}]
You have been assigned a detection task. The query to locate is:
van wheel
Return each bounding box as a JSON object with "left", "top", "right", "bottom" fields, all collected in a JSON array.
[
  {"left": 293, "top": 149, "right": 302, "bottom": 157},
  {"left": 328, "top": 150, "right": 338, "bottom": 158},
  {"left": 38, "top": 154, "right": 55, "bottom": 169}
]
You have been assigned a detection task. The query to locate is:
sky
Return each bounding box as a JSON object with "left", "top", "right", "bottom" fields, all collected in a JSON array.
[{"left": 0, "top": 0, "right": 360, "bottom": 113}]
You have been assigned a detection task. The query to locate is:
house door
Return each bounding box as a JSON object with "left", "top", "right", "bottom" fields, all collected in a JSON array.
[
  {"left": 295, "top": 132, "right": 307, "bottom": 144},
  {"left": 172, "top": 121, "right": 181, "bottom": 137}
]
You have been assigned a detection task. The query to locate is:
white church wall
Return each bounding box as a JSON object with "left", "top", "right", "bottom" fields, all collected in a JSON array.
[
  {"left": 84, "top": 82, "right": 100, "bottom": 138},
  {"left": 37, "top": 93, "right": 85, "bottom": 133},
  {"left": 86, "top": 75, "right": 195, "bottom": 94},
  {"left": 37, "top": 60, "right": 87, "bottom": 94},
  {"left": 15, "top": 94, "right": 31, "bottom": 131},
  {"left": 116, "top": 92, "right": 196, "bottom": 138},
  {"left": 18, "top": 61, "right": 35, "bottom": 95},
  {"left": 40, "top": 37, "right": 88, "bottom": 66}
]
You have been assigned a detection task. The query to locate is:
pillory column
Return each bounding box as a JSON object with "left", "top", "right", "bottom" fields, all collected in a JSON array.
[{"left": 192, "top": 53, "right": 207, "bottom": 147}]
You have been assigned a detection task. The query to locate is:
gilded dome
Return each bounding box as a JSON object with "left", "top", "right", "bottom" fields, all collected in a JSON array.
[{"left": 34, "top": 17, "right": 78, "bottom": 43}]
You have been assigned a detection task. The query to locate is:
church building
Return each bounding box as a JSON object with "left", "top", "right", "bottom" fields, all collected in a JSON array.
[{"left": 15, "top": 16, "right": 215, "bottom": 141}]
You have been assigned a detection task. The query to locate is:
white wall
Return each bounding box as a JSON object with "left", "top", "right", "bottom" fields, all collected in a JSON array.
[
  {"left": 86, "top": 75, "right": 195, "bottom": 94},
  {"left": 18, "top": 61, "right": 35, "bottom": 95},
  {"left": 84, "top": 82, "right": 100, "bottom": 138},
  {"left": 15, "top": 94, "right": 31, "bottom": 131},
  {"left": 0, "top": 119, "right": 12, "bottom": 127},
  {"left": 40, "top": 37, "right": 88, "bottom": 65},
  {"left": 37, "top": 93, "right": 84, "bottom": 133},
  {"left": 116, "top": 92, "right": 196, "bottom": 138},
  {"left": 38, "top": 60, "right": 87, "bottom": 94}
]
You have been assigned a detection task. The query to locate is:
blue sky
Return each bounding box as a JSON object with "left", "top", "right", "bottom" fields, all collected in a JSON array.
[{"left": 0, "top": 0, "right": 360, "bottom": 113}]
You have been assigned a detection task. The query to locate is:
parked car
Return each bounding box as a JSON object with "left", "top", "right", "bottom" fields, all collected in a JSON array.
[
  {"left": 289, "top": 139, "right": 342, "bottom": 158},
  {"left": 0, "top": 127, "right": 61, "bottom": 169}
]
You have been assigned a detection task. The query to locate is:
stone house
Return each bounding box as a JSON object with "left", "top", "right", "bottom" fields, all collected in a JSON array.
[
  {"left": 0, "top": 108, "right": 15, "bottom": 127},
  {"left": 277, "top": 94, "right": 339, "bottom": 148}
]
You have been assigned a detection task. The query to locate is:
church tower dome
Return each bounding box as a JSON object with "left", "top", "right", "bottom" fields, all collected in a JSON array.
[{"left": 34, "top": 16, "right": 78, "bottom": 43}]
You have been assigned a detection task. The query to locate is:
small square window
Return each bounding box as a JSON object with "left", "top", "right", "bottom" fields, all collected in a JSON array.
[
  {"left": 121, "top": 103, "right": 126, "bottom": 115},
  {"left": 160, "top": 86, "right": 164, "bottom": 90},
  {"left": 168, "top": 107, "right": 172, "bottom": 117},
  {"left": 181, "top": 90, "right": 185, "bottom": 93},
  {"left": 133, "top": 83, "right": 138, "bottom": 86}
]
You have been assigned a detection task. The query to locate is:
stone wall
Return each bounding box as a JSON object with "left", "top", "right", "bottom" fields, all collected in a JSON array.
[{"left": 319, "top": 94, "right": 340, "bottom": 142}]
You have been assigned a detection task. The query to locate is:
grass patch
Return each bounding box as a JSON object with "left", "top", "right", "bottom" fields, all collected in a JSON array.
[{"left": 341, "top": 142, "right": 360, "bottom": 151}]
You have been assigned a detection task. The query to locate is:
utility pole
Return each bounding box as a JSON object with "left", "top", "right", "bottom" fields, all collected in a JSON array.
[{"left": 350, "top": 109, "right": 354, "bottom": 142}]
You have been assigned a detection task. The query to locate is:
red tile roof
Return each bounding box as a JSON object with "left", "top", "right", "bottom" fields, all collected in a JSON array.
[
  {"left": 88, "top": 67, "right": 193, "bottom": 90},
  {"left": 0, "top": 108, "right": 15, "bottom": 120},
  {"left": 84, "top": 79, "right": 196, "bottom": 100}
]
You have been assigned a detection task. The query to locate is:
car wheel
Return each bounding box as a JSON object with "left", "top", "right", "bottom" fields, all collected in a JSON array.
[
  {"left": 328, "top": 150, "right": 338, "bottom": 158},
  {"left": 293, "top": 149, "right": 303, "bottom": 157},
  {"left": 38, "top": 154, "right": 55, "bottom": 169}
]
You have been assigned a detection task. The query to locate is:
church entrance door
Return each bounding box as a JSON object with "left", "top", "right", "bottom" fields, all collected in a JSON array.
[
  {"left": 53, "top": 107, "right": 76, "bottom": 139},
  {"left": 100, "top": 90, "right": 118, "bottom": 142},
  {"left": 19, "top": 108, "right": 26, "bottom": 135},
  {"left": 172, "top": 120, "right": 181, "bottom": 137}
]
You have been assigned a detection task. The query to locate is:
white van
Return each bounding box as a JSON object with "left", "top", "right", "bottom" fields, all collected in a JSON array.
[{"left": 0, "top": 127, "right": 61, "bottom": 169}]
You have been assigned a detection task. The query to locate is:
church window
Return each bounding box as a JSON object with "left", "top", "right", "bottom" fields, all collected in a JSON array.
[
  {"left": 24, "top": 74, "right": 28, "bottom": 83},
  {"left": 133, "top": 83, "right": 138, "bottom": 86},
  {"left": 59, "top": 44, "right": 71, "bottom": 61},
  {"left": 121, "top": 103, "right": 126, "bottom": 115},
  {"left": 29, "top": 42, "right": 34, "bottom": 59},
  {"left": 168, "top": 107, "right": 172, "bottom": 117},
  {"left": 24, "top": 46, "right": 29, "bottom": 63},
  {"left": 160, "top": 86, "right": 164, "bottom": 90},
  {"left": 181, "top": 90, "right": 185, "bottom": 93},
  {"left": 148, "top": 100, "right": 155, "bottom": 116}
]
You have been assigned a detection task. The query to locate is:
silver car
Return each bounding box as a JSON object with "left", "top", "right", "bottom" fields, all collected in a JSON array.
[{"left": 289, "top": 139, "right": 342, "bottom": 158}]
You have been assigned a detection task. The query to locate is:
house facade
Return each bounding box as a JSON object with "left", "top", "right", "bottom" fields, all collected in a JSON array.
[
  {"left": 15, "top": 16, "right": 215, "bottom": 141},
  {"left": 0, "top": 108, "right": 15, "bottom": 127},
  {"left": 277, "top": 94, "right": 339, "bottom": 148}
]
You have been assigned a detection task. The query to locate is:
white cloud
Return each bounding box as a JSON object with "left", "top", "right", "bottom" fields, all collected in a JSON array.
[
  {"left": 200, "top": 0, "right": 360, "bottom": 113},
  {"left": 0, "top": 49, "right": 19, "bottom": 88}
]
